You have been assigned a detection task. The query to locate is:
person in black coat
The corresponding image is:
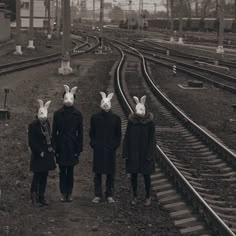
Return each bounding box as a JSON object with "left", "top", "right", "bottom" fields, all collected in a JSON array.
[
  {"left": 89, "top": 92, "right": 121, "bottom": 203},
  {"left": 52, "top": 85, "right": 83, "bottom": 202},
  {"left": 123, "top": 96, "right": 156, "bottom": 206},
  {"left": 28, "top": 99, "right": 56, "bottom": 206}
]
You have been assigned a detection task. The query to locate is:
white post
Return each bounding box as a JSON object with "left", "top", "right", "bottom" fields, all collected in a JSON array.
[{"left": 14, "top": 0, "right": 23, "bottom": 55}]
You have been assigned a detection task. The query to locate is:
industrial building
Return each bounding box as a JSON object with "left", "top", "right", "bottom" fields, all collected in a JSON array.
[{"left": 0, "top": 3, "right": 11, "bottom": 42}]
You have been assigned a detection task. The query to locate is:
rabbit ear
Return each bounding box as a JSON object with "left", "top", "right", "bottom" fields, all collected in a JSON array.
[
  {"left": 140, "top": 95, "right": 146, "bottom": 105},
  {"left": 37, "top": 99, "right": 44, "bottom": 108},
  {"left": 107, "top": 93, "right": 114, "bottom": 100},
  {"left": 64, "top": 84, "right": 70, "bottom": 93},
  {"left": 44, "top": 100, "right": 51, "bottom": 109},
  {"left": 133, "top": 96, "right": 139, "bottom": 104},
  {"left": 70, "top": 86, "right": 78, "bottom": 95},
  {"left": 100, "top": 91, "right": 106, "bottom": 99}
]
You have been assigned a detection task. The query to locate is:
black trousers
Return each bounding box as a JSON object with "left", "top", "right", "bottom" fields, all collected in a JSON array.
[
  {"left": 59, "top": 165, "right": 74, "bottom": 195},
  {"left": 131, "top": 174, "right": 151, "bottom": 198},
  {"left": 31, "top": 171, "right": 48, "bottom": 200},
  {"left": 94, "top": 173, "right": 114, "bottom": 198}
]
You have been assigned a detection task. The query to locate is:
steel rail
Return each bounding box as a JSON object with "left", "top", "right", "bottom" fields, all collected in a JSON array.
[
  {"left": 0, "top": 35, "right": 99, "bottom": 76},
  {"left": 111, "top": 40, "right": 236, "bottom": 236}
]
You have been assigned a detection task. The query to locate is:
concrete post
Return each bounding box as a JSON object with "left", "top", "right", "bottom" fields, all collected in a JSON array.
[
  {"left": 14, "top": 0, "right": 23, "bottom": 55},
  {"left": 58, "top": 0, "right": 73, "bottom": 75},
  {"left": 28, "top": 0, "right": 35, "bottom": 49},
  {"left": 216, "top": 0, "right": 224, "bottom": 54}
]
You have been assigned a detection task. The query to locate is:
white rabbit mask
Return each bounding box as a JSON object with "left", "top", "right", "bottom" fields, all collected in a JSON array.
[
  {"left": 133, "top": 95, "right": 146, "bottom": 117},
  {"left": 100, "top": 92, "right": 114, "bottom": 112},
  {"left": 37, "top": 99, "right": 51, "bottom": 122},
  {"left": 63, "top": 85, "right": 77, "bottom": 107}
]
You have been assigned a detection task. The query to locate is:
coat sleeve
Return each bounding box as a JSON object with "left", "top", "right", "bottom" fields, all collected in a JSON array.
[
  {"left": 51, "top": 112, "right": 58, "bottom": 151},
  {"left": 89, "top": 115, "right": 96, "bottom": 148},
  {"left": 146, "top": 121, "right": 157, "bottom": 160},
  {"left": 76, "top": 113, "right": 83, "bottom": 154},
  {"left": 122, "top": 121, "right": 131, "bottom": 159},
  {"left": 113, "top": 116, "right": 122, "bottom": 150},
  {"left": 28, "top": 123, "right": 41, "bottom": 156}
]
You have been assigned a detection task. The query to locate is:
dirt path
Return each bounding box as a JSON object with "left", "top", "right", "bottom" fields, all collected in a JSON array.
[{"left": 0, "top": 52, "right": 180, "bottom": 236}]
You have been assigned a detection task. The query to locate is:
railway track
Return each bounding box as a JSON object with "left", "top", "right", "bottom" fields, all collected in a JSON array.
[
  {"left": 0, "top": 34, "right": 99, "bottom": 76},
  {"left": 141, "top": 40, "right": 236, "bottom": 68},
  {"left": 110, "top": 40, "right": 236, "bottom": 235},
  {"left": 124, "top": 41, "right": 236, "bottom": 94}
]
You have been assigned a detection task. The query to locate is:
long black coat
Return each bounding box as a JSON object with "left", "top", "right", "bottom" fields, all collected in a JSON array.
[
  {"left": 52, "top": 106, "right": 83, "bottom": 166},
  {"left": 89, "top": 110, "right": 121, "bottom": 174},
  {"left": 123, "top": 113, "right": 156, "bottom": 174},
  {"left": 28, "top": 119, "right": 56, "bottom": 172}
]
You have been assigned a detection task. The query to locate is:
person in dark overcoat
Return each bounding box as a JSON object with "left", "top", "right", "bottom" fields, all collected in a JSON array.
[
  {"left": 89, "top": 92, "right": 121, "bottom": 203},
  {"left": 123, "top": 95, "right": 156, "bottom": 206},
  {"left": 52, "top": 85, "right": 83, "bottom": 202},
  {"left": 28, "top": 99, "right": 56, "bottom": 207}
]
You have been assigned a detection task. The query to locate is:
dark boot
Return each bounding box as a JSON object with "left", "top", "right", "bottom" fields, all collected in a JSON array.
[
  {"left": 38, "top": 197, "right": 49, "bottom": 206},
  {"left": 66, "top": 193, "right": 73, "bottom": 202}
]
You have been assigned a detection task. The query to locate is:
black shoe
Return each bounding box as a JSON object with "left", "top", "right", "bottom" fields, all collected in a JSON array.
[
  {"left": 67, "top": 194, "right": 73, "bottom": 202},
  {"left": 60, "top": 194, "right": 67, "bottom": 202},
  {"left": 38, "top": 198, "right": 49, "bottom": 206}
]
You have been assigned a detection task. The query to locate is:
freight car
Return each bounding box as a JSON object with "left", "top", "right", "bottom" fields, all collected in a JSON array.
[
  {"left": 147, "top": 18, "right": 236, "bottom": 32},
  {"left": 119, "top": 18, "right": 148, "bottom": 30}
]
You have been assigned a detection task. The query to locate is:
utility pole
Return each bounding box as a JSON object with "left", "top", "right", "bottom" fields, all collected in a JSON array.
[
  {"left": 14, "top": 0, "right": 23, "bottom": 54},
  {"left": 60, "top": 0, "right": 64, "bottom": 35},
  {"left": 28, "top": 0, "right": 35, "bottom": 48},
  {"left": 178, "top": 0, "right": 183, "bottom": 44},
  {"left": 58, "top": 0, "right": 73, "bottom": 75},
  {"left": 233, "top": 0, "right": 236, "bottom": 32},
  {"left": 169, "top": 0, "right": 174, "bottom": 42},
  {"left": 128, "top": 0, "right": 132, "bottom": 30},
  {"left": 138, "top": 0, "right": 143, "bottom": 33},
  {"left": 99, "top": 0, "right": 104, "bottom": 49},
  {"left": 47, "top": 0, "right": 52, "bottom": 39},
  {"left": 92, "top": 0, "right": 95, "bottom": 29},
  {"left": 55, "top": 0, "right": 60, "bottom": 37},
  {"left": 216, "top": 0, "right": 224, "bottom": 53}
]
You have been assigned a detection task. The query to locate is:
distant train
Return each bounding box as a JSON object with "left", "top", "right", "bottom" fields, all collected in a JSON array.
[
  {"left": 119, "top": 17, "right": 236, "bottom": 33},
  {"left": 147, "top": 18, "right": 236, "bottom": 32},
  {"left": 119, "top": 18, "right": 148, "bottom": 30}
]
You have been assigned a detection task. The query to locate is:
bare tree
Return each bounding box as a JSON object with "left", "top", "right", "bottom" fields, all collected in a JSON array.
[
  {"left": 185, "top": 0, "right": 192, "bottom": 18},
  {"left": 201, "top": 0, "right": 212, "bottom": 19}
]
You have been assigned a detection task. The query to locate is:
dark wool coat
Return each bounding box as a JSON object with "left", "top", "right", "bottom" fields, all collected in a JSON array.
[
  {"left": 28, "top": 119, "right": 56, "bottom": 172},
  {"left": 52, "top": 106, "right": 83, "bottom": 166},
  {"left": 89, "top": 110, "right": 122, "bottom": 174},
  {"left": 123, "top": 113, "right": 156, "bottom": 174}
]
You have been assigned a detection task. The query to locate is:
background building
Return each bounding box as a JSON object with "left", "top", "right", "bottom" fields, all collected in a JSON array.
[
  {"left": 20, "top": 0, "right": 55, "bottom": 28},
  {"left": 0, "top": 3, "right": 10, "bottom": 42}
]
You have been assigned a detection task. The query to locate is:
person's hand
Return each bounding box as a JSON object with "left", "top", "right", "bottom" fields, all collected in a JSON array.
[
  {"left": 48, "top": 147, "right": 53, "bottom": 152},
  {"left": 40, "top": 152, "right": 44, "bottom": 158}
]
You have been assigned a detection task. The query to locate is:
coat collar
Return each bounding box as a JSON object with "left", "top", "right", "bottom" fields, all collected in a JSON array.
[
  {"left": 128, "top": 112, "right": 153, "bottom": 124},
  {"left": 60, "top": 105, "right": 78, "bottom": 114}
]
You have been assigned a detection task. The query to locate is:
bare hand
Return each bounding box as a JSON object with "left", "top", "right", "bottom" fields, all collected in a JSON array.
[
  {"left": 48, "top": 147, "right": 53, "bottom": 152},
  {"left": 40, "top": 152, "right": 44, "bottom": 158}
]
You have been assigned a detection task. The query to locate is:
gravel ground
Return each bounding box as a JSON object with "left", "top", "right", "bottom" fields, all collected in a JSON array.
[
  {"left": 0, "top": 31, "right": 62, "bottom": 65},
  {"left": 0, "top": 51, "right": 180, "bottom": 236},
  {"left": 148, "top": 61, "right": 236, "bottom": 152}
]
